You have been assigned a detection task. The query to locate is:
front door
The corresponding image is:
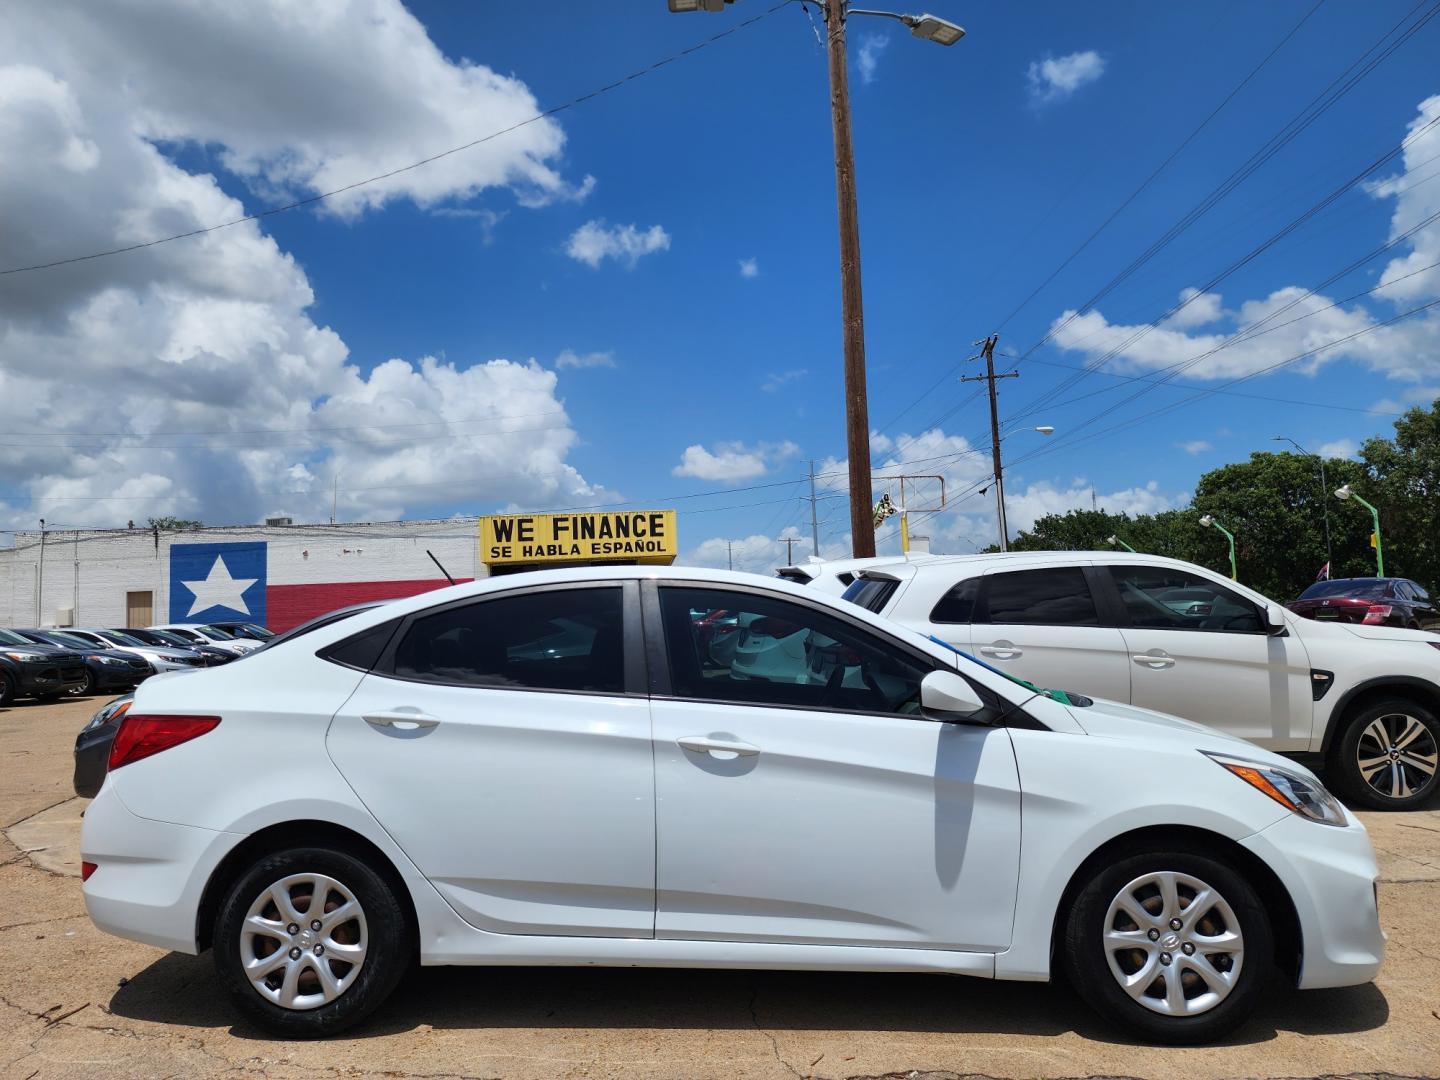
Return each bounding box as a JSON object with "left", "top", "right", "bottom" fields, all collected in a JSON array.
[
  {"left": 326, "top": 582, "right": 656, "bottom": 937},
  {"left": 973, "top": 565, "right": 1133, "bottom": 704},
  {"left": 1101, "top": 564, "right": 1314, "bottom": 748},
  {"left": 648, "top": 583, "right": 1021, "bottom": 951}
]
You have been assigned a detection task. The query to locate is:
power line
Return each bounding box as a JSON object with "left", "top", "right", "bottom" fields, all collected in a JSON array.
[{"left": 0, "top": 1, "right": 795, "bottom": 277}]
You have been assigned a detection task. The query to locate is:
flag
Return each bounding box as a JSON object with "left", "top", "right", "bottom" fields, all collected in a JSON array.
[
  {"left": 1315, "top": 561, "right": 1330, "bottom": 582},
  {"left": 873, "top": 492, "right": 897, "bottom": 528}
]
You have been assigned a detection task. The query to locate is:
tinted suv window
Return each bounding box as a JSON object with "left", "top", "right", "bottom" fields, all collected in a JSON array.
[
  {"left": 1107, "top": 565, "right": 1262, "bottom": 633},
  {"left": 984, "top": 568, "right": 1098, "bottom": 625},
  {"left": 841, "top": 576, "right": 898, "bottom": 613},
  {"left": 930, "top": 577, "right": 980, "bottom": 624},
  {"left": 387, "top": 587, "right": 625, "bottom": 693},
  {"left": 659, "top": 586, "right": 929, "bottom": 715}
]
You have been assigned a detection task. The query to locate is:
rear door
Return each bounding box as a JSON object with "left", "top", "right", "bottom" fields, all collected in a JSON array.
[
  {"left": 326, "top": 581, "right": 656, "bottom": 937},
  {"left": 1100, "top": 564, "right": 1313, "bottom": 748},
  {"left": 972, "top": 566, "right": 1132, "bottom": 703}
]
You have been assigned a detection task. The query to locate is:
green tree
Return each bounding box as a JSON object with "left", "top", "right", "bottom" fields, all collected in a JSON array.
[
  {"left": 146, "top": 516, "right": 204, "bottom": 531},
  {"left": 1360, "top": 400, "right": 1440, "bottom": 590}
]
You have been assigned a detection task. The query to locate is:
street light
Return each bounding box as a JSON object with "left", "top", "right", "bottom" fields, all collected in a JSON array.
[
  {"left": 1334, "top": 484, "right": 1385, "bottom": 576},
  {"left": 1106, "top": 534, "right": 1136, "bottom": 553},
  {"left": 1272, "top": 435, "right": 1332, "bottom": 569},
  {"left": 667, "top": 0, "right": 965, "bottom": 558},
  {"left": 1199, "top": 514, "right": 1238, "bottom": 580}
]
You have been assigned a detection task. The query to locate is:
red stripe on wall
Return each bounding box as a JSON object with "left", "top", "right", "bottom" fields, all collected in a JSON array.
[{"left": 265, "top": 578, "right": 472, "bottom": 633}]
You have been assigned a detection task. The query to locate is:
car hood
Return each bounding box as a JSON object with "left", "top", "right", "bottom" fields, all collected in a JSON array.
[{"left": 1065, "top": 695, "right": 1304, "bottom": 768}]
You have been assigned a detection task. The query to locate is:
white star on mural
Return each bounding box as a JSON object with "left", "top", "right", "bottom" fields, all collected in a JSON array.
[{"left": 181, "top": 556, "right": 258, "bottom": 617}]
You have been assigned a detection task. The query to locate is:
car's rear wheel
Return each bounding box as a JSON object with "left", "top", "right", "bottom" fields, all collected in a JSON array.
[
  {"left": 0, "top": 672, "right": 13, "bottom": 708},
  {"left": 70, "top": 670, "right": 96, "bottom": 696},
  {"left": 1062, "top": 848, "right": 1273, "bottom": 1044},
  {"left": 213, "top": 846, "right": 410, "bottom": 1037},
  {"left": 1332, "top": 699, "right": 1440, "bottom": 810}
]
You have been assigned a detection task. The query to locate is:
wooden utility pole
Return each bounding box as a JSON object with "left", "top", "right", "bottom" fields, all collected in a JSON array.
[
  {"left": 824, "top": 0, "right": 875, "bottom": 558},
  {"left": 962, "top": 335, "right": 1019, "bottom": 551},
  {"left": 779, "top": 536, "right": 799, "bottom": 564}
]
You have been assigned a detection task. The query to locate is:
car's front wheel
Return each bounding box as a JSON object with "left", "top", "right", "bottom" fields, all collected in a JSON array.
[
  {"left": 1332, "top": 699, "right": 1440, "bottom": 810},
  {"left": 213, "top": 846, "right": 411, "bottom": 1037},
  {"left": 0, "top": 672, "right": 13, "bottom": 708},
  {"left": 1061, "top": 848, "right": 1273, "bottom": 1044}
]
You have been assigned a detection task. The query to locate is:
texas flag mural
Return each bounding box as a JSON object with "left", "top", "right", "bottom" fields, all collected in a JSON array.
[
  {"left": 170, "top": 542, "right": 268, "bottom": 624},
  {"left": 168, "top": 540, "right": 466, "bottom": 632}
]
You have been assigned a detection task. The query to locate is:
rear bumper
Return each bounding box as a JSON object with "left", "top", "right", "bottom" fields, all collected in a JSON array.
[
  {"left": 1240, "top": 809, "right": 1385, "bottom": 989},
  {"left": 80, "top": 782, "right": 241, "bottom": 954}
]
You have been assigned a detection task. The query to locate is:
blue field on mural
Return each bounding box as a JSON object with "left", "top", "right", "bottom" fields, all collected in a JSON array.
[{"left": 169, "top": 542, "right": 268, "bottom": 624}]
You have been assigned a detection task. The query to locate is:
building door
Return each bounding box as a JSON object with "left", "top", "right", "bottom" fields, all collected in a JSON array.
[{"left": 125, "top": 590, "right": 153, "bottom": 626}]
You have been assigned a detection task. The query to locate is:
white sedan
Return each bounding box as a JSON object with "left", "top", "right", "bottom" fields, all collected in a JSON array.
[{"left": 82, "top": 567, "right": 1383, "bottom": 1042}]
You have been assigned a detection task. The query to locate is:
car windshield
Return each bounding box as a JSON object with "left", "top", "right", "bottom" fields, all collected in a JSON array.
[
  {"left": 0, "top": 628, "right": 36, "bottom": 646},
  {"left": 101, "top": 630, "right": 147, "bottom": 647},
  {"left": 146, "top": 629, "right": 193, "bottom": 646},
  {"left": 1299, "top": 579, "right": 1392, "bottom": 599},
  {"left": 42, "top": 631, "right": 95, "bottom": 649},
  {"left": 231, "top": 623, "right": 274, "bottom": 639},
  {"left": 196, "top": 625, "right": 237, "bottom": 639}
]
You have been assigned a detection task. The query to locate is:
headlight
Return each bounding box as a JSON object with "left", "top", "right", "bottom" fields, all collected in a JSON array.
[
  {"left": 3, "top": 651, "right": 43, "bottom": 661},
  {"left": 88, "top": 655, "right": 127, "bottom": 666},
  {"left": 1204, "top": 751, "right": 1348, "bottom": 827}
]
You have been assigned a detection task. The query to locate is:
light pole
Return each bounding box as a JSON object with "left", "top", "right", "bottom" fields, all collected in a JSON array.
[
  {"left": 667, "top": 0, "right": 965, "bottom": 557},
  {"left": 1335, "top": 484, "right": 1385, "bottom": 577},
  {"left": 1272, "top": 435, "right": 1332, "bottom": 568},
  {"left": 1106, "top": 534, "right": 1136, "bottom": 553},
  {"left": 1199, "top": 514, "right": 1237, "bottom": 580},
  {"left": 982, "top": 424, "right": 1053, "bottom": 551}
]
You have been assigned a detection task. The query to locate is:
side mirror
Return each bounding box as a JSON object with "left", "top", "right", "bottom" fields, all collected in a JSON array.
[
  {"left": 921, "top": 670, "right": 987, "bottom": 723},
  {"left": 1264, "top": 603, "right": 1287, "bottom": 635}
]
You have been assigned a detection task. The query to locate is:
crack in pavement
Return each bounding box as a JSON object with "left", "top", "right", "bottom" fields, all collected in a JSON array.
[
  {"left": 748, "top": 981, "right": 805, "bottom": 1080},
  {"left": 0, "top": 911, "right": 88, "bottom": 932}
]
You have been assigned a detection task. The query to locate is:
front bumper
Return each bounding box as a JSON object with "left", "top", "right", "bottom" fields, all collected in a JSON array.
[
  {"left": 17, "top": 659, "right": 86, "bottom": 697},
  {"left": 80, "top": 782, "right": 241, "bottom": 954},
  {"left": 89, "top": 661, "right": 151, "bottom": 691},
  {"left": 1240, "top": 808, "right": 1385, "bottom": 989}
]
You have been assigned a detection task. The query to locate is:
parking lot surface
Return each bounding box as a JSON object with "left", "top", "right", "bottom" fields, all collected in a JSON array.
[{"left": 2, "top": 697, "right": 1437, "bottom": 1080}]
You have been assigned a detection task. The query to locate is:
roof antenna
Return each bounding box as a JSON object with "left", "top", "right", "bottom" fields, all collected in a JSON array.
[{"left": 426, "top": 550, "right": 456, "bottom": 586}]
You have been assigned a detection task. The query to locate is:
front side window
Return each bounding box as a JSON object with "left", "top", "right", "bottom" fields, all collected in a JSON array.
[
  {"left": 659, "top": 586, "right": 929, "bottom": 715},
  {"left": 1107, "top": 565, "right": 1262, "bottom": 633},
  {"left": 984, "top": 568, "right": 1099, "bottom": 626},
  {"left": 386, "top": 587, "right": 625, "bottom": 693}
]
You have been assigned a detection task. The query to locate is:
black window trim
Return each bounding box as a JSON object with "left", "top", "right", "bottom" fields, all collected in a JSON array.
[
  {"left": 641, "top": 578, "right": 1046, "bottom": 730},
  {"left": 365, "top": 579, "right": 645, "bottom": 699}
]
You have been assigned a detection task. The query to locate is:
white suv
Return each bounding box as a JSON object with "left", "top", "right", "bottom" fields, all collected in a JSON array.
[
  {"left": 776, "top": 553, "right": 939, "bottom": 596},
  {"left": 846, "top": 551, "right": 1440, "bottom": 810}
]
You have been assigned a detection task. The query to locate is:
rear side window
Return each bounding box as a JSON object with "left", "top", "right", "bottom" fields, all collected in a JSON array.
[
  {"left": 930, "top": 577, "right": 980, "bottom": 624},
  {"left": 984, "top": 568, "right": 1099, "bottom": 626},
  {"left": 841, "top": 576, "right": 899, "bottom": 613},
  {"left": 318, "top": 618, "right": 401, "bottom": 671},
  {"left": 382, "top": 587, "right": 625, "bottom": 693}
]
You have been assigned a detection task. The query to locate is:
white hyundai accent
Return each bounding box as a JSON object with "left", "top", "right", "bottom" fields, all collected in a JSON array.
[{"left": 81, "top": 567, "right": 1383, "bottom": 1043}]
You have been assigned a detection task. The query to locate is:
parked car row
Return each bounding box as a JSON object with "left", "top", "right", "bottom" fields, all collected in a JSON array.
[
  {"left": 72, "top": 568, "right": 1390, "bottom": 1045},
  {"left": 0, "top": 621, "right": 262, "bottom": 706}
]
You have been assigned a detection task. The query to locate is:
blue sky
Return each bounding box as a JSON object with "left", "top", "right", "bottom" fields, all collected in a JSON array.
[{"left": 4, "top": 0, "right": 1439, "bottom": 569}]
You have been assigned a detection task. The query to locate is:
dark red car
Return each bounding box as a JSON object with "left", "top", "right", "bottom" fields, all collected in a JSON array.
[{"left": 1287, "top": 577, "right": 1440, "bottom": 630}]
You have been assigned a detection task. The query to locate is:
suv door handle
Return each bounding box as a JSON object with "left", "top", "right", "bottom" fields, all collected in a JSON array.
[
  {"left": 1132, "top": 651, "right": 1176, "bottom": 669},
  {"left": 363, "top": 710, "right": 442, "bottom": 730},
  {"left": 677, "top": 736, "right": 760, "bottom": 758},
  {"left": 979, "top": 641, "right": 1022, "bottom": 660}
]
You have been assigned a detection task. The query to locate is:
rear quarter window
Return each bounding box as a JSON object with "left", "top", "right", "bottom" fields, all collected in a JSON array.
[{"left": 841, "top": 576, "right": 899, "bottom": 613}]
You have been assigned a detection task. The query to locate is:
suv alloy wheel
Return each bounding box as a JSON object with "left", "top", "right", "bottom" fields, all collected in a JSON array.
[{"left": 1332, "top": 699, "right": 1440, "bottom": 810}]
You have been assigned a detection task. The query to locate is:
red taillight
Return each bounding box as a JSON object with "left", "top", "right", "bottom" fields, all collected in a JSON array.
[
  {"left": 108, "top": 714, "right": 220, "bottom": 770},
  {"left": 1363, "top": 604, "right": 1394, "bottom": 625},
  {"left": 81, "top": 861, "right": 97, "bottom": 881}
]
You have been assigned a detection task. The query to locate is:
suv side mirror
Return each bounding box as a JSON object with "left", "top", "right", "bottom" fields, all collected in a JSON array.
[
  {"left": 921, "top": 670, "right": 987, "bottom": 723},
  {"left": 1264, "top": 603, "right": 1287, "bottom": 635}
]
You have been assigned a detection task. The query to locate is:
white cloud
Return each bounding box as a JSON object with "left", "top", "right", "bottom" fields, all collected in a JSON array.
[
  {"left": 554, "top": 348, "right": 615, "bottom": 370},
  {"left": 1026, "top": 50, "right": 1105, "bottom": 106},
  {"left": 0, "top": 1, "right": 609, "bottom": 529},
  {"left": 677, "top": 529, "right": 811, "bottom": 574},
  {"left": 1163, "top": 288, "right": 1225, "bottom": 329},
  {"left": 672, "top": 441, "right": 800, "bottom": 483},
  {"left": 856, "top": 35, "right": 890, "bottom": 85},
  {"left": 1176, "top": 440, "right": 1212, "bottom": 455},
  {"left": 761, "top": 369, "right": 807, "bottom": 393},
  {"left": 738, "top": 257, "right": 759, "bottom": 278},
  {"left": 1317, "top": 438, "right": 1359, "bottom": 459},
  {"left": 565, "top": 220, "right": 671, "bottom": 268},
  {"left": 1372, "top": 94, "right": 1440, "bottom": 303}
]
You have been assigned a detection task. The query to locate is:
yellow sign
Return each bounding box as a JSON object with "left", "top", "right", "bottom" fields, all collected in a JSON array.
[{"left": 480, "top": 510, "right": 678, "bottom": 567}]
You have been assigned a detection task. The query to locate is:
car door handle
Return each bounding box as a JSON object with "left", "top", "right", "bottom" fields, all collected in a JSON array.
[
  {"left": 362, "top": 710, "right": 442, "bottom": 730},
  {"left": 979, "top": 641, "right": 1022, "bottom": 660},
  {"left": 1132, "top": 652, "right": 1176, "bottom": 669},
  {"left": 677, "top": 736, "right": 760, "bottom": 757}
]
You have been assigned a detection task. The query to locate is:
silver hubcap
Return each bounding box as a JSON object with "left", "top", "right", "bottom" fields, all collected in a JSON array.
[
  {"left": 1357, "top": 713, "right": 1438, "bottom": 800},
  {"left": 1103, "top": 870, "right": 1244, "bottom": 1017},
  {"left": 240, "top": 872, "right": 367, "bottom": 1011}
]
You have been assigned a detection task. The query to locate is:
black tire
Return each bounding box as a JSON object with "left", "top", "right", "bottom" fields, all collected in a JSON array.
[
  {"left": 0, "top": 673, "right": 13, "bottom": 708},
  {"left": 213, "top": 846, "right": 411, "bottom": 1037},
  {"left": 1330, "top": 698, "right": 1440, "bottom": 810},
  {"left": 70, "top": 670, "right": 97, "bottom": 696},
  {"left": 1061, "top": 846, "right": 1273, "bottom": 1045}
]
